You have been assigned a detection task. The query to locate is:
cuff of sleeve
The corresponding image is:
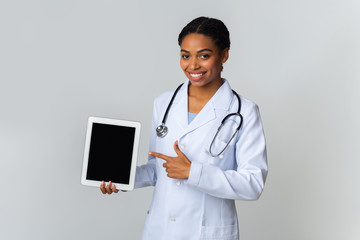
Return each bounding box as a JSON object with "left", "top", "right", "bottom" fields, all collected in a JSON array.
[{"left": 185, "top": 161, "right": 202, "bottom": 186}]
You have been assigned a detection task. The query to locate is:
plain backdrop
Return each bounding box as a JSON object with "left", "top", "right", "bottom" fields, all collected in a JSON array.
[{"left": 1, "top": 1, "right": 359, "bottom": 239}]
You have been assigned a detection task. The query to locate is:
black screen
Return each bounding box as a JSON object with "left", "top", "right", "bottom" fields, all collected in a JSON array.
[{"left": 86, "top": 123, "right": 135, "bottom": 184}]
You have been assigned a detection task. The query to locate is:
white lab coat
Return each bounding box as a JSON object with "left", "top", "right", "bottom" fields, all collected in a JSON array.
[{"left": 135, "top": 79, "right": 268, "bottom": 240}]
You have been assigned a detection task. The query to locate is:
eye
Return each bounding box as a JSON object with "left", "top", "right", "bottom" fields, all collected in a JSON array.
[
  {"left": 181, "top": 54, "right": 190, "bottom": 60},
  {"left": 200, "top": 54, "right": 210, "bottom": 59}
]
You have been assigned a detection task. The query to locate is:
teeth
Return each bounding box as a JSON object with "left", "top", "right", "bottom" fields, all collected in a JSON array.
[{"left": 190, "top": 73, "right": 204, "bottom": 78}]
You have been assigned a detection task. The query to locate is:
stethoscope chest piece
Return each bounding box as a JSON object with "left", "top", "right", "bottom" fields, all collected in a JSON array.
[{"left": 156, "top": 124, "right": 168, "bottom": 137}]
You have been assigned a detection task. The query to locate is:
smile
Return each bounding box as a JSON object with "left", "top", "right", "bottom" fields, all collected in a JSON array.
[{"left": 190, "top": 73, "right": 205, "bottom": 78}]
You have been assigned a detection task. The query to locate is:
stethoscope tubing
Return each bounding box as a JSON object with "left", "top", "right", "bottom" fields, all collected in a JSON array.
[
  {"left": 161, "top": 83, "right": 184, "bottom": 125},
  {"left": 156, "top": 83, "right": 243, "bottom": 157}
]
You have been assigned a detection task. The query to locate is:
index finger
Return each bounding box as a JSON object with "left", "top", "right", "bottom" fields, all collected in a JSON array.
[
  {"left": 149, "top": 152, "right": 171, "bottom": 162},
  {"left": 100, "top": 181, "right": 106, "bottom": 194}
]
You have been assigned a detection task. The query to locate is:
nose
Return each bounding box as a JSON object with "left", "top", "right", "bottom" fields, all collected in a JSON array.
[{"left": 189, "top": 57, "right": 200, "bottom": 70}]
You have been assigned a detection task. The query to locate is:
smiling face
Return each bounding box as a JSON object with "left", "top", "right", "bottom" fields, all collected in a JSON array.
[{"left": 180, "top": 33, "right": 229, "bottom": 89}]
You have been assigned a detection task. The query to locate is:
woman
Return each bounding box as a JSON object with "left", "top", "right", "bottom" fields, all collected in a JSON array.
[{"left": 101, "top": 16, "right": 268, "bottom": 240}]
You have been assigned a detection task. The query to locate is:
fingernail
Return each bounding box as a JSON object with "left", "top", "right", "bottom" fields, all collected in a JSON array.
[{"left": 148, "top": 152, "right": 152, "bottom": 155}]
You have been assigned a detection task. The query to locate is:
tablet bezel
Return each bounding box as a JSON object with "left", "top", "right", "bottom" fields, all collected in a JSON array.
[{"left": 81, "top": 117, "right": 141, "bottom": 191}]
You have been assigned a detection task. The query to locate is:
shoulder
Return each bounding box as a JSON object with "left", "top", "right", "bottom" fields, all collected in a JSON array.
[
  {"left": 153, "top": 82, "right": 186, "bottom": 107},
  {"left": 153, "top": 90, "right": 175, "bottom": 114},
  {"left": 222, "top": 79, "right": 259, "bottom": 115},
  {"left": 152, "top": 84, "right": 185, "bottom": 117},
  {"left": 154, "top": 90, "right": 175, "bottom": 105},
  {"left": 238, "top": 95, "right": 259, "bottom": 115},
  {"left": 236, "top": 95, "right": 264, "bottom": 132},
  {"left": 228, "top": 92, "right": 262, "bottom": 126}
]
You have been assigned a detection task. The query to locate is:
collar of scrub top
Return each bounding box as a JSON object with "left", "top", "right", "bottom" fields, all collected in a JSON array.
[{"left": 156, "top": 79, "right": 243, "bottom": 157}]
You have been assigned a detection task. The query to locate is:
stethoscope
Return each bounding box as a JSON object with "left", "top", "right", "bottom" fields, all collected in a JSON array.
[{"left": 156, "top": 83, "right": 243, "bottom": 157}]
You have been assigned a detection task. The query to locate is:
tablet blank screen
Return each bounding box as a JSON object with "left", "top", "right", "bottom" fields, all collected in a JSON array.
[{"left": 86, "top": 123, "right": 135, "bottom": 184}]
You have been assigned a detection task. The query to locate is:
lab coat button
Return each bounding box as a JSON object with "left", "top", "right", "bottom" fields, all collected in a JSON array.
[
  {"left": 219, "top": 154, "right": 224, "bottom": 159},
  {"left": 170, "top": 218, "right": 176, "bottom": 222},
  {"left": 180, "top": 144, "right": 185, "bottom": 149},
  {"left": 176, "top": 181, "right": 181, "bottom": 186}
]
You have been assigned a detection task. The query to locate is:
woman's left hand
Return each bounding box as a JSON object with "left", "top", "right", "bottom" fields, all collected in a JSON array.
[{"left": 149, "top": 141, "right": 191, "bottom": 179}]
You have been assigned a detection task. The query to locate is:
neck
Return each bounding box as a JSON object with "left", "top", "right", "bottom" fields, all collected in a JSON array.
[{"left": 188, "top": 78, "right": 223, "bottom": 101}]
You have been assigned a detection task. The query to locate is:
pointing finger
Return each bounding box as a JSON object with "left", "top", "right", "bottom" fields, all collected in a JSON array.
[{"left": 149, "top": 152, "right": 170, "bottom": 161}]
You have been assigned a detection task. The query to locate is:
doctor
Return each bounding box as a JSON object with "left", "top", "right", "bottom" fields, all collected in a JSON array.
[{"left": 101, "top": 16, "right": 268, "bottom": 240}]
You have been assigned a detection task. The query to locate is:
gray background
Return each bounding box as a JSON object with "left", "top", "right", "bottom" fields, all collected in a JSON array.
[{"left": 1, "top": 0, "right": 359, "bottom": 239}]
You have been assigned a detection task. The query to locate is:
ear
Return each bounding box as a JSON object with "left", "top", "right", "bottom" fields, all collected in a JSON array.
[{"left": 221, "top": 48, "right": 229, "bottom": 64}]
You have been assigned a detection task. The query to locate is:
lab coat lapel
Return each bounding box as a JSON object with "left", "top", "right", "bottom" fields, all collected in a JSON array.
[{"left": 184, "top": 101, "right": 216, "bottom": 135}]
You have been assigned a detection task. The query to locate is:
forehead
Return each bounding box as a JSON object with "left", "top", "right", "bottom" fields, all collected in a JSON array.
[{"left": 180, "top": 33, "right": 218, "bottom": 51}]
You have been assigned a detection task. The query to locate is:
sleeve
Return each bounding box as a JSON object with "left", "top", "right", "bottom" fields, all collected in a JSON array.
[
  {"left": 134, "top": 101, "right": 158, "bottom": 188},
  {"left": 185, "top": 103, "right": 268, "bottom": 200}
]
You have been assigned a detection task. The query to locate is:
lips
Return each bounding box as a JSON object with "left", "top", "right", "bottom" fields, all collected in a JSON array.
[
  {"left": 188, "top": 71, "right": 206, "bottom": 81},
  {"left": 190, "top": 73, "right": 204, "bottom": 78}
]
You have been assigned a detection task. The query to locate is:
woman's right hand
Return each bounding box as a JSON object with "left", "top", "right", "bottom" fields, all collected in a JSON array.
[{"left": 100, "top": 181, "right": 119, "bottom": 194}]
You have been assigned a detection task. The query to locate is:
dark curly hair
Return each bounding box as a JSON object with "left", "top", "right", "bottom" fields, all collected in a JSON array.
[{"left": 178, "top": 17, "right": 230, "bottom": 51}]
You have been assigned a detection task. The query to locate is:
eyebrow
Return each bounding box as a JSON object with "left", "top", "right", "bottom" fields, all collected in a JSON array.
[{"left": 181, "top": 48, "right": 214, "bottom": 53}]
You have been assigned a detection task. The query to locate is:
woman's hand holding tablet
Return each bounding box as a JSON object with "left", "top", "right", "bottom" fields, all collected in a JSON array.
[
  {"left": 100, "top": 181, "right": 119, "bottom": 194},
  {"left": 81, "top": 117, "right": 141, "bottom": 191}
]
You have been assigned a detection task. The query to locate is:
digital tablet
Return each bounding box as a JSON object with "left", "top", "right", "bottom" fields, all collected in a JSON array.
[{"left": 81, "top": 117, "right": 141, "bottom": 191}]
